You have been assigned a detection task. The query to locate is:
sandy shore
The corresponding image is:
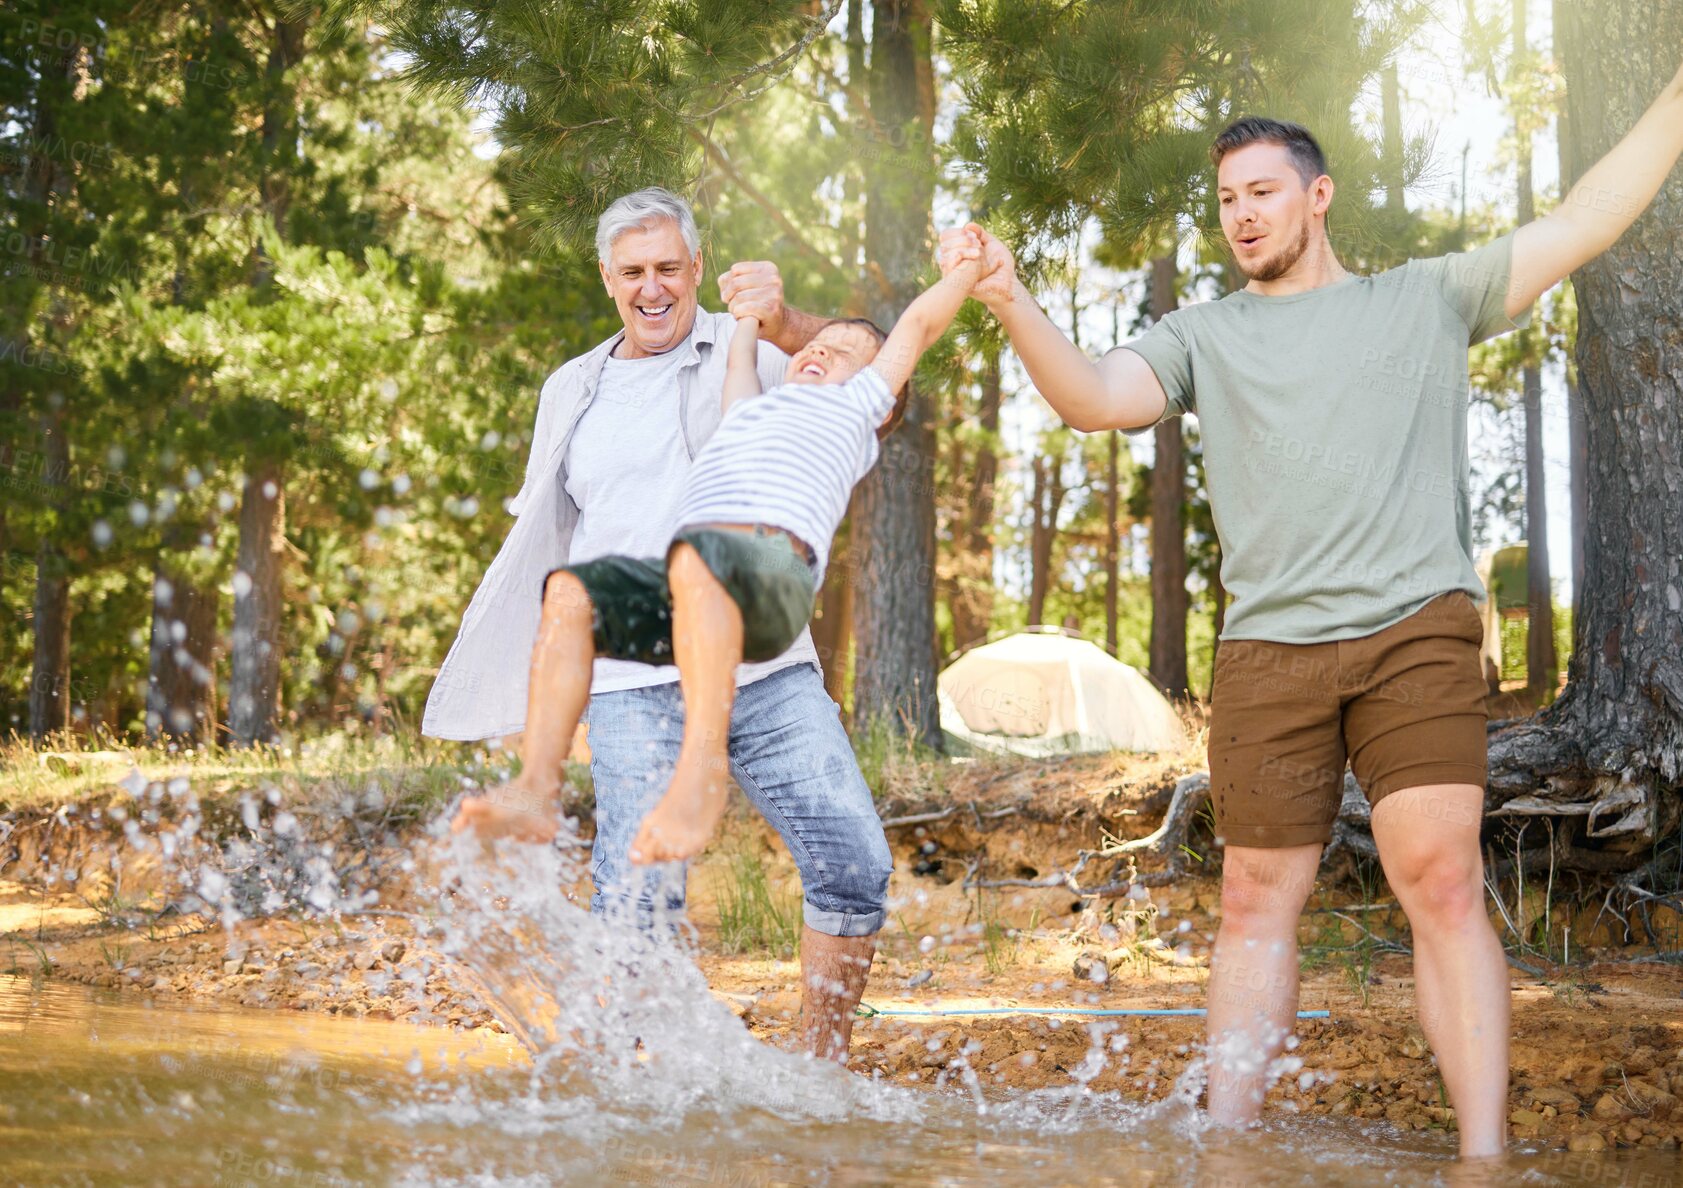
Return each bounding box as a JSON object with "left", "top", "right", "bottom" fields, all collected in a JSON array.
[{"left": 3, "top": 754, "right": 1680, "bottom": 1156}]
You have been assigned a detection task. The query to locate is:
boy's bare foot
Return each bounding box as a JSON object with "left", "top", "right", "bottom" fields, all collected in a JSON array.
[
  {"left": 451, "top": 780, "right": 561, "bottom": 843},
  {"left": 628, "top": 750, "right": 730, "bottom": 863}
]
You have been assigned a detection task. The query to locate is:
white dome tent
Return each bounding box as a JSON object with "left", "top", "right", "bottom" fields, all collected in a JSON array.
[{"left": 938, "top": 628, "right": 1185, "bottom": 757}]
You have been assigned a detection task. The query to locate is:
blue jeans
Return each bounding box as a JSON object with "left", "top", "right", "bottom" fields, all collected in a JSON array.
[{"left": 584, "top": 662, "right": 891, "bottom": 938}]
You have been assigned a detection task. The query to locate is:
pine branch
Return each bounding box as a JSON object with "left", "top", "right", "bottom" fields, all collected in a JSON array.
[
  {"left": 691, "top": 0, "right": 845, "bottom": 122},
  {"left": 685, "top": 127, "right": 845, "bottom": 285}
]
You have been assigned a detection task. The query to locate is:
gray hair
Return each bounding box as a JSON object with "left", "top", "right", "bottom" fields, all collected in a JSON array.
[{"left": 595, "top": 186, "right": 701, "bottom": 265}]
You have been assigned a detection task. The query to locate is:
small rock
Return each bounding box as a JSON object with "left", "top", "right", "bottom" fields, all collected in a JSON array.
[
  {"left": 353, "top": 951, "right": 377, "bottom": 972},
  {"left": 1625, "top": 1079, "right": 1678, "bottom": 1116},
  {"left": 1400, "top": 1033, "right": 1429, "bottom": 1060},
  {"left": 1073, "top": 952, "right": 1109, "bottom": 984},
  {"left": 222, "top": 959, "right": 242, "bottom": 975},
  {"left": 1624, "top": 1047, "right": 1658, "bottom": 1076},
  {"left": 380, "top": 941, "right": 406, "bottom": 964},
  {"left": 1509, "top": 1108, "right": 1546, "bottom": 1129},
  {"left": 1567, "top": 1132, "right": 1606, "bottom": 1153},
  {"left": 1593, "top": 1094, "right": 1629, "bottom": 1121},
  {"left": 905, "top": 969, "right": 933, "bottom": 988},
  {"left": 1530, "top": 1087, "right": 1581, "bottom": 1111}
]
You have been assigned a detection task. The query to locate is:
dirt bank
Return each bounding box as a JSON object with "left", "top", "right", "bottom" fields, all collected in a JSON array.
[{"left": 3, "top": 753, "right": 1680, "bottom": 1155}]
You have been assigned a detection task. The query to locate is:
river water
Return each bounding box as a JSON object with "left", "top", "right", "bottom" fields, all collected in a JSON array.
[{"left": 3, "top": 828, "right": 1678, "bottom": 1185}]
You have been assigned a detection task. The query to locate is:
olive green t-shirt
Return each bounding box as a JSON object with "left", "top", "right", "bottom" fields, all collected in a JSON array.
[{"left": 1123, "top": 232, "right": 1529, "bottom": 643}]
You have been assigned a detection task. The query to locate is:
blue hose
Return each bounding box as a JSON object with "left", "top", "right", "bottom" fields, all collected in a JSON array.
[{"left": 858, "top": 1004, "right": 1332, "bottom": 1019}]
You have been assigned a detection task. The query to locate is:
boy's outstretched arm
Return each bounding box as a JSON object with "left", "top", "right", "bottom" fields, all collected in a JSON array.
[
  {"left": 938, "top": 224, "right": 1169, "bottom": 432},
  {"left": 722, "top": 314, "right": 764, "bottom": 412},
  {"left": 869, "top": 237, "right": 983, "bottom": 394},
  {"left": 1509, "top": 57, "right": 1683, "bottom": 317}
]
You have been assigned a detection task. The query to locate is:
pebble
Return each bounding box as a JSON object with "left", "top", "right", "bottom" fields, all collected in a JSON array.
[
  {"left": 1592, "top": 1093, "right": 1629, "bottom": 1121},
  {"left": 1529, "top": 1087, "right": 1580, "bottom": 1111},
  {"left": 1567, "top": 1132, "right": 1606, "bottom": 1152}
]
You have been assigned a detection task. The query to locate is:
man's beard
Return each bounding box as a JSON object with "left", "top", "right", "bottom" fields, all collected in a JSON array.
[{"left": 1237, "top": 220, "right": 1312, "bottom": 282}]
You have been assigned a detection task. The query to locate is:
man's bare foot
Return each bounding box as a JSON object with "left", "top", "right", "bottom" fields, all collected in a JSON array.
[
  {"left": 628, "top": 750, "right": 730, "bottom": 863},
  {"left": 451, "top": 780, "right": 561, "bottom": 842}
]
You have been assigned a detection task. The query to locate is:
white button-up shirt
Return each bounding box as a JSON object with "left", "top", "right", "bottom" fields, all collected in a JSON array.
[{"left": 422, "top": 309, "right": 821, "bottom": 741}]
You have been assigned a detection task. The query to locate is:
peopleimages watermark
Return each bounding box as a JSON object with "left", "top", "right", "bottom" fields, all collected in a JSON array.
[
  {"left": 1242, "top": 427, "right": 1464, "bottom": 504},
  {"left": 9, "top": 15, "right": 245, "bottom": 92}
]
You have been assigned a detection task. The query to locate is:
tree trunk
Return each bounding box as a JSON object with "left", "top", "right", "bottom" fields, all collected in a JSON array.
[
  {"left": 29, "top": 414, "right": 71, "bottom": 739},
  {"left": 949, "top": 347, "right": 1001, "bottom": 655},
  {"left": 811, "top": 521, "right": 855, "bottom": 707},
  {"left": 1027, "top": 451, "right": 1066, "bottom": 626},
  {"left": 147, "top": 565, "right": 218, "bottom": 745},
  {"left": 1567, "top": 369, "right": 1587, "bottom": 634},
  {"left": 226, "top": 14, "right": 306, "bottom": 746},
  {"left": 1104, "top": 429, "right": 1120, "bottom": 655},
  {"left": 1147, "top": 255, "right": 1189, "bottom": 699},
  {"left": 1515, "top": 0, "right": 1558, "bottom": 699},
  {"left": 852, "top": 0, "right": 939, "bottom": 747},
  {"left": 1486, "top": 0, "right": 1683, "bottom": 859},
  {"left": 1554, "top": 20, "right": 1588, "bottom": 636},
  {"left": 229, "top": 461, "right": 286, "bottom": 744},
  {"left": 1381, "top": 63, "right": 1405, "bottom": 213}
]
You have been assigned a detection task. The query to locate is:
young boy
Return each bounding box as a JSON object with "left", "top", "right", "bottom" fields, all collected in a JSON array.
[{"left": 452, "top": 233, "right": 984, "bottom": 863}]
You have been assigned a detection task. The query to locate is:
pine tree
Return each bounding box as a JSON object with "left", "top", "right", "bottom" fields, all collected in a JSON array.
[{"left": 1486, "top": 1, "right": 1683, "bottom": 869}]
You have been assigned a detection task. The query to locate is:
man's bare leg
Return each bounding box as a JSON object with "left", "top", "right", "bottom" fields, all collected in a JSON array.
[
  {"left": 1204, "top": 842, "right": 1320, "bottom": 1124},
  {"left": 629, "top": 543, "right": 742, "bottom": 863},
  {"left": 799, "top": 927, "right": 876, "bottom": 1063},
  {"left": 1371, "top": 783, "right": 1508, "bottom": 1160},
  {"left": 452, "top": 571, "right": 595, "bottom": 841}
]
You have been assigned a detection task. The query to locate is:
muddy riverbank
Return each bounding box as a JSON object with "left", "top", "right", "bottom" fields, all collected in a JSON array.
[{"left": 3, "top": 750, "right": 1680, "bottom": 1157}]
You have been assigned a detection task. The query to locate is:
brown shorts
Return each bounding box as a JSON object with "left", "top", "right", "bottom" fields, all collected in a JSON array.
[{"left": 1208, "top": 591, "right": 1489, "bottom": 849}]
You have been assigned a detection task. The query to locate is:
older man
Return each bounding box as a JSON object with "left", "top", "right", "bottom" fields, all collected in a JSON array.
[{"left": 426, "top": 187, "right": 892, "bottom": 1060}]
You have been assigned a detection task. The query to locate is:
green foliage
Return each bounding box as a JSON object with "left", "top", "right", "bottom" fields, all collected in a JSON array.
[
  {"left": 339, "top": 0, "right": 841, "bottom": 255},
  {"left": 852, "top": 714, "right": 947, "bottom": 803},
  {"left": 714, "top": 849, "right": 801, "bottom": 956}
]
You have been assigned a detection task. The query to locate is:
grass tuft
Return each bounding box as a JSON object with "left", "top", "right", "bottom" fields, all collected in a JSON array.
[{"left": 714, "top": 849, "right": 801, "bottom": 958}]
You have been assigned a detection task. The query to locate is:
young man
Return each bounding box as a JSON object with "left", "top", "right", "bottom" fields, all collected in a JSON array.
[
  {"left": 454, "top": 229, "right": 985, "bottom": 1052},
  {"left": 943, "top": 59, "right": 1683, "bottom": 1159}
]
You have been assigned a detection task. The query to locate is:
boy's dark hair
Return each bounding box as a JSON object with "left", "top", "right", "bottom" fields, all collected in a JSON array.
[
  {"left": 820, "top": 317, "right": 905, "bottom": 438},
  {"left": 1210, "top": 117, "right": 1329, "bottom": 186},
  {"left": 824, "top": 316, "right": 888, "bottom": 346},
  {"left": 877, "top": 382, "right": 910, "bottom": 439}
]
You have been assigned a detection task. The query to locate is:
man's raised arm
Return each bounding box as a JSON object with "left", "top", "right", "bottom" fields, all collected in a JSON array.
[
  {"left": 1508, "top": 59, "right": 1683, "bottom": 319},
  {"left": 718, "top": 261, "right": 830, "bottom": 353},
  {"left": 939, "top": 225, "right": 1169, "bottom": 433}
]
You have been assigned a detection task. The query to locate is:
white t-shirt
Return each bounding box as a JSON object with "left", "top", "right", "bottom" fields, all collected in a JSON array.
[{"left": 565, "top": 348, "right": 691, "bottom": 692}]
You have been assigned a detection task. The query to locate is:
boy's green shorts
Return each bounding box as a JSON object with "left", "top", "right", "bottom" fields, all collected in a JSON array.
[{"left": 545, "top": 526, "right": 818, "bottom": 667}]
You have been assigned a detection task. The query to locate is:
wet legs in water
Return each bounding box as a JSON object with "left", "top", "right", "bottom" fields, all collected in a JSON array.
[
  {"left": 1204, "top": 786, "right": 1509, "bottom": 1161},
  {"left": 801, "top": 928, "right": 876, "bottom": 1063},
  {"left": 1204, "top": 843, "right": 1319, "bottom": 1126}
]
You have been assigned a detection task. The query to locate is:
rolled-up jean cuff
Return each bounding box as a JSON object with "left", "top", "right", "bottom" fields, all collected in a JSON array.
[{"left": 803, "top": 901, "right": 885, "bottom": 938}]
